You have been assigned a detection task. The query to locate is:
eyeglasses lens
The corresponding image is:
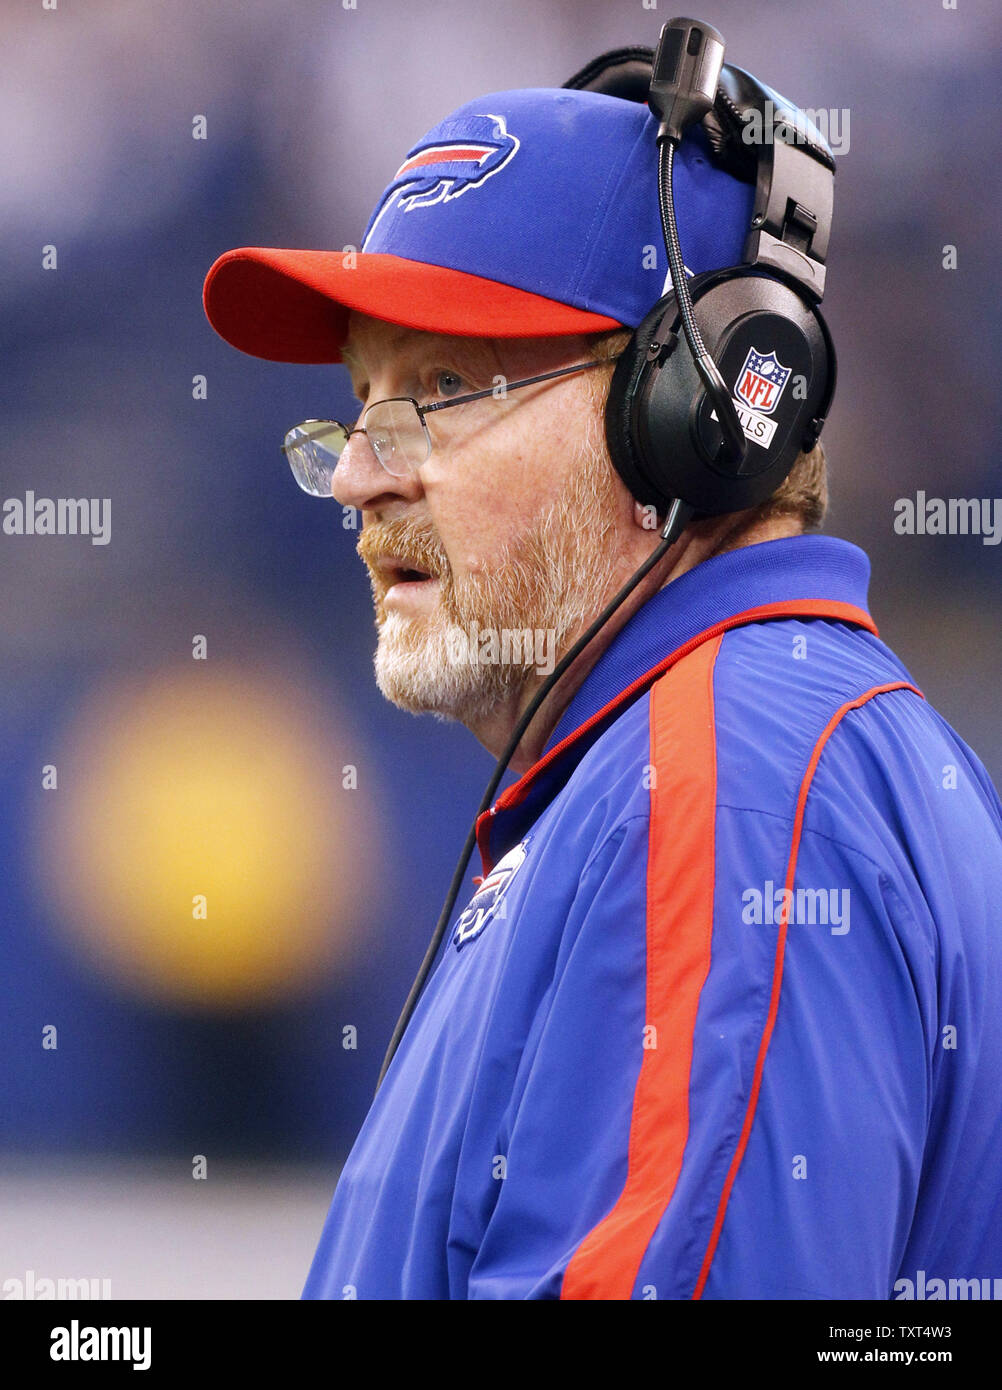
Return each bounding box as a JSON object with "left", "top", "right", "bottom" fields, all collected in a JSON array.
[
  {"left": 283, "top": 422, "right": 349, "bottom": 497},
  {"left": 362, "top": 399, "right": 428, "bottom": 477}
]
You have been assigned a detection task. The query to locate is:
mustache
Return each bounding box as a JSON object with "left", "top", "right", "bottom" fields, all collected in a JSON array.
[
  {"left": 356, "top": 516, "right": 450, "bottom": 579},
  {"left": 357, "top": 518, "right": 451, "bottom": 619}
]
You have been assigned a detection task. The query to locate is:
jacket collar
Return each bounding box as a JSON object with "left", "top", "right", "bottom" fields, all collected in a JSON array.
[{"left": 476, "top": 534, "right": 875, "bottom": 873}]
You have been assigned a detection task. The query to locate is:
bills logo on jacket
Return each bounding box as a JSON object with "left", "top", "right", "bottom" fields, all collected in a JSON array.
[
  {"left": 735, "top": 348, "right": 792, "bottom": 415},
  {"left": 363, "top": 114, "right": 520, "bottom": 244},
  {"left": 453, "top": 839, "right": 528, "bottom": 950}
]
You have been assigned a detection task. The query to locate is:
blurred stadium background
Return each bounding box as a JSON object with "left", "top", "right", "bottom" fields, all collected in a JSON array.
[{"left": 1, "top": 0, "right": 999, "bottom": 1297}]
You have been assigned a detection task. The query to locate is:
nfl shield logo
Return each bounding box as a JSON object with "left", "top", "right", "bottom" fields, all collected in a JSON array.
[{"left": 735, "top": 348, "right": 792, "bottom": 416}]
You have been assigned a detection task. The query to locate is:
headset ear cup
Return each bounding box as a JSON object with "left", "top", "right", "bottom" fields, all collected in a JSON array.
[
  {"left": 610, "top": 268, "right": 836, "bottom": 517},
  {"left": 604, "top": 296, "right": 677, "bottom": 511}
]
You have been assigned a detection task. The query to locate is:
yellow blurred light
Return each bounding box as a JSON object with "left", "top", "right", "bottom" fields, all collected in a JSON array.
[{"left": 35, "top": 663, "right": 374, "bottom": 1008}]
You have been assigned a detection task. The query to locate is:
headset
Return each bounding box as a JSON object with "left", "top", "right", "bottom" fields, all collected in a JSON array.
[
  {"left": 566, "top": 21, "right": 837, "bottom": 520},
  {"left": 375, "top": 18, "right": 837, "bottom": 1090}
]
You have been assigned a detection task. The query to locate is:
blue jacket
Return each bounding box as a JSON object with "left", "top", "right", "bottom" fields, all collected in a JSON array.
[{"left": 303, "top": 535, "right": 1002, "bottom": 1300}]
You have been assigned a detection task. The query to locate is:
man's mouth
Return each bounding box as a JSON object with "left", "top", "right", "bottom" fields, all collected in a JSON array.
[
  {"left": 378, "top": 556, "right": 438, "bottom": 587},
  {"left": 374, "top": 556, "right": 442, "bottom": 609}
]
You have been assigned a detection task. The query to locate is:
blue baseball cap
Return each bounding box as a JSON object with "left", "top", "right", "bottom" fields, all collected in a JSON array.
[{"left": 203, "top": 86, "right": 753, "bottom": 363}]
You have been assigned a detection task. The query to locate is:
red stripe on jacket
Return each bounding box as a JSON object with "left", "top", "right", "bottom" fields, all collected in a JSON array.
[
  {"left": 559, "top": 644, "right": 921, "bottom": 1300},
  {"left": 560, "top": 632, "right": 724, "bottom": 1299},
  {"left": 691, "top": 678, "right": 922, "bottom": 1299}
]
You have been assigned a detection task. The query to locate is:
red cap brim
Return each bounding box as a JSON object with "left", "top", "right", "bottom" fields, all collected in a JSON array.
[{"left": 202, "top": 248, "right": 623, "bottom": 363}]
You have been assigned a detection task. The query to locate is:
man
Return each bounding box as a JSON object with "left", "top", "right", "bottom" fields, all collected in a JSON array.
[{"left": 204, "top": 77, "right": 1002, "bottom": 1300}]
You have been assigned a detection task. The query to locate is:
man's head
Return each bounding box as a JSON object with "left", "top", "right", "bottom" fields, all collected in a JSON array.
[
  {"left": 203, "top": 83, "right": 829, "bottom": 754},
  {"left": 203, "top": 85, "right": 756, "bottom": 364},
  {"left": 337, "top": 316, "right": 628, "bottom": 727},
  {"left": 331, "top": 311, "right": 825, "bottom": 738}
]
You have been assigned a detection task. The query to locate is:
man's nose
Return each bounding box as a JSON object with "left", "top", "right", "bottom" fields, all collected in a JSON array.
[{"left": 330, "top": 428, "right": 422, "bottom": 510}]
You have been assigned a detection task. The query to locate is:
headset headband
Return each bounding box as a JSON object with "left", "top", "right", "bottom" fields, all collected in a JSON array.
[{"left": 563, "top": 46, "right": 834, "bottom": 299}]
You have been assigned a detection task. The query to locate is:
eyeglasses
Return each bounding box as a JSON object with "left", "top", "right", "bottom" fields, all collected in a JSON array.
[{"left": 280, "top": 356, "right": 620, "bottom": 497}]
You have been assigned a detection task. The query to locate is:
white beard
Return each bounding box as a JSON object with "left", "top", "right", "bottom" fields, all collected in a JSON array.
[
  {"left": 373, "top": 604, "right": 505, "bottom": 724},
  {"left": 372, "top": 429, "right": 624, "bottom": 727}
]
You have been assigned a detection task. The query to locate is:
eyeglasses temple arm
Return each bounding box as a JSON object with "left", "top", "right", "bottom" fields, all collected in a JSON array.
[{"left": 418, "top": 356, "right": 621, "bottom": 418}]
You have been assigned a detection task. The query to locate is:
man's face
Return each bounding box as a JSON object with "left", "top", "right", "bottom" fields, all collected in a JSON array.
[{"left": 333, "top": 312, "right": 629, "bottom": 728}]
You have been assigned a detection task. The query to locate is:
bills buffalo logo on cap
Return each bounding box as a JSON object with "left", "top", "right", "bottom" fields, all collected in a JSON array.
[
  {"left": 363, "top": 113, "right": 520, "bottom": 246},
  {"left": 453, "top": 838, "right": 528, "bottom": 950},
  {"left": 735, "top": 348, "right": 792, "bottom": 416}
]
